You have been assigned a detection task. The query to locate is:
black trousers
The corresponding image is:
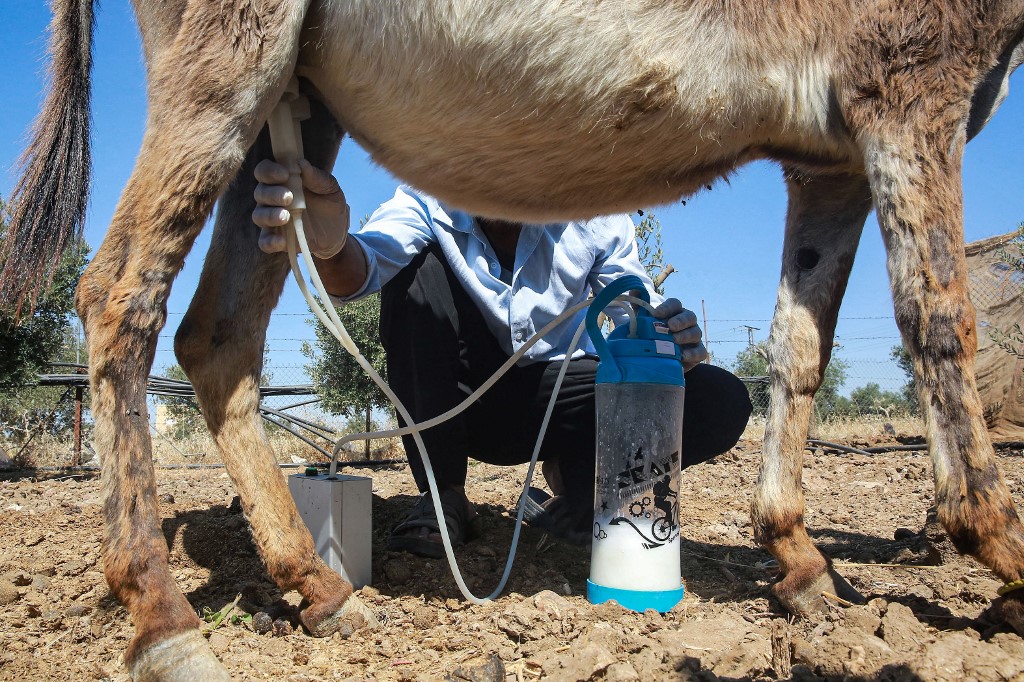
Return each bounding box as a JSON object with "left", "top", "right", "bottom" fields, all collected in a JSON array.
[{"left": 379, "top": 244, "right": 752, "bottom": 513}]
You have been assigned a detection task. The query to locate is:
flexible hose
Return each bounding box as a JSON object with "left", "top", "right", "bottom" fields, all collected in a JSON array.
[
  {"left": 291, "top": 219, "right": 593, "bottom": 602},
  {"left": 270, "top": 82, "right": 656, "bottom": 604},
  {"left": 329, "top": 299, "right": 591, "bottom": 471},
  {"left": 330, "top": 298, "right": 653, "bottom": 457},
  {"left": 289, "top": 223, "right": 655, "bottom": 603}
]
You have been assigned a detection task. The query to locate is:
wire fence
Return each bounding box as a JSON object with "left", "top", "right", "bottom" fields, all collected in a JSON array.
[
  {"left": 1, "top": 361, "right": 914, "bottom": 472},
  {"left": 152, "top": 350, "right": 916, "bottom": 426},
  {"left": 7, "top": 234, "right": 1020, "bottom": 470},
  {"left": 2, "top": 310, "right": 918, "bottom": 469}
]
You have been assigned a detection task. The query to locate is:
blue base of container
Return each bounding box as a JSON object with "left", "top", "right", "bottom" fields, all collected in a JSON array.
[{"left": 587, "top": 579, "right": 684, "bottom": 613}]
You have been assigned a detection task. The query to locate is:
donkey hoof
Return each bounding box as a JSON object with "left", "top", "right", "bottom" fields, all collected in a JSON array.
[
  {"left": 774, "top": 566, "right": 865, "bottom": 617},
  {"left": 302, "top": 594, "right": 380, "bottom": 638},
  {"left": 129, "top": 630, "right": 230, "bottom": 682},
  {"left": 997, "top": 591, "right": 1024, "bottom": 637}
]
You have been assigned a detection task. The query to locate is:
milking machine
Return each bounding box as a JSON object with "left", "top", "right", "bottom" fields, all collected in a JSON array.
[{"left": 268, "top": 81, "right": 685, "bottom": 610}]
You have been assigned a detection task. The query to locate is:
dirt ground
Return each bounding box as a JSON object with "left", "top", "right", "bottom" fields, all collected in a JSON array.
[{"left": 2, "top": 436, "right": 1023, "bottom": 681}]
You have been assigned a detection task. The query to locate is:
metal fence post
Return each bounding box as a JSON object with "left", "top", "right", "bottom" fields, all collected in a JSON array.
[{"left": 73, "top": 385, "right": 83, "bottom": 467}]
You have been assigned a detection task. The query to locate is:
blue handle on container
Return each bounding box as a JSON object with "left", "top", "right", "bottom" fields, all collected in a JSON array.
[{"left": 585, "top": 275, "right": 651, "bottom": 382}]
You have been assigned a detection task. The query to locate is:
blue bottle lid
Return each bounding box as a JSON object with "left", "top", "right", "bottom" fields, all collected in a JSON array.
[{"left": 586, "top": 275, "right": 685, "bottom": 387}]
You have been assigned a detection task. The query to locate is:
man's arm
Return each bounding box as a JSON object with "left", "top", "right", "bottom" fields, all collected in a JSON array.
[
  {"left": 588, "top": 214, "right": 707, "bottom": 370},
  {"left": 587, "top": 214, "right": 665, "bottom": 312},
  {"left": 312, "top": 239, "right": 369, "bottom": 299},
  {"left": 253, "top": 158, "right": 366, "bottom": 297},
  {"left": 253, "top": 160, "right": 436, "bottom": 301}
]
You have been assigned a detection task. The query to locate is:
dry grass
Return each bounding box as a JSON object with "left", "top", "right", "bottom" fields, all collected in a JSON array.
[
  {"left": 0, "top": 434, "right": 83, "bottom": 469},
  {"left": 3, "top": 408, "right": 927, "bottom": 470},
  {"left": 5, "top": 412, "right": 921, "bottom": 470},
  {"left": 740, "top": 413, "right": 922, "bottom": 444},
  {"left": 1, "top": 424, "right": 403, "bottom": 470},
  {"left": 149, "top": 429, "right": 403, "bottom": 466},
  {"left": 813, "top": 414, "right": 922, "bottom": 442}
]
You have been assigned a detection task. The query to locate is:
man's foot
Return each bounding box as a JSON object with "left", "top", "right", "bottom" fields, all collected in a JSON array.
[
  {"left": 388, "top": 489, "right": 478, "bottom": 559},
  {"left": 520, "top": 487, "right": 592, "bottom": 546}
]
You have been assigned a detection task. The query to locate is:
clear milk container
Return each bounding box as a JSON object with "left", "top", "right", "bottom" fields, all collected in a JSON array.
[{"left": 585, "top": 276, "right": 685, "bottom": 613}]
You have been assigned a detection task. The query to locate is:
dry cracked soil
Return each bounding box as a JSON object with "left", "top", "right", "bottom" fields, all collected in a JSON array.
[{"left": 1, "top": 438, "right": 1023, "bottom": 681}]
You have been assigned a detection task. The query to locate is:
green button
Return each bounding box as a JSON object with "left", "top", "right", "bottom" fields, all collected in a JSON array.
[{"left": 304, "top": 466, "right": 319, "bottom": 477}]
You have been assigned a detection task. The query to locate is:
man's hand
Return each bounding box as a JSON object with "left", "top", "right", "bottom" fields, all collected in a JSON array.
[
  {"left": 253, "top": 159, "right": 351, "bottom": 259},
  {"left": 652, "top": 298, "right": 708, "bottom": 372}
]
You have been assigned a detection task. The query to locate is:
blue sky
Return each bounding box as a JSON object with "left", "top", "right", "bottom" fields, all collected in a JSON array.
[{"left": 3, "top": 4, "right": 1023, "bottom": 392}]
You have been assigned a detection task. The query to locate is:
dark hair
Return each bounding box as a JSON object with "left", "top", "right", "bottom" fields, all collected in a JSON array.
[{"left": 1, "top": 0, "right": 94, "bottom": 316}]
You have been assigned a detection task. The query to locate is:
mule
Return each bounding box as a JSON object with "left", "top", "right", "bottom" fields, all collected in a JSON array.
[{"left": 3, "top": 0, "right": 1024, "bottom": 678}]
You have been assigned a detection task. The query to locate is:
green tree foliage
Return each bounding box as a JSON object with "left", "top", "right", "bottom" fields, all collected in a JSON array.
[
  {"left": 836, "top": 381, "right": 916, "bottom": 418},
  {"left": 153, "top": 359, "right": 274, "bottom": 440},
  {"left": 0, "top": 211, "right": 88, "bottom": 384},
  {"left": 302, "top": 213, "right": 388, "bottom": 427},
  {"left": 634, "top": 210, "right": 674, "bottom": 294},
  {"left": 731, "top": 343, "right": 770, "bottom": 416},
  {"left": 991, "top": 224, "right": 1024, "bottom": 359},
  {"left": 0, "top": 199, "right": 90, "bottom": 443},
  {"left": 731, "top": 341, "right": 847, "bottom": 418},
  {"left": 890, "top": 344, "right": 919, "bottom": 415},
  {"left": 0, "top": 324, "right": 88, "bottom": 444},
  {"left": 302, "top": 293, "right": 389, "bottom": 420},
  {"left": 153, "top": 364, "right": 206, "bottom": 440}
]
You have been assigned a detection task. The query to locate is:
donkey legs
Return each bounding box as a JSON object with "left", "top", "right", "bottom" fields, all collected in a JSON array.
[
  {"left": 751, "top": 171, "right": 874, "bottom": 615},
  {"left": 865, "top": 130, "right": 1024, "bottom": 633},
  {"left": 74, "top": 2, "right": 310, "bottom": 677},
  {"left": 175, "top": 99, "right": 360, "bottom": 637}
]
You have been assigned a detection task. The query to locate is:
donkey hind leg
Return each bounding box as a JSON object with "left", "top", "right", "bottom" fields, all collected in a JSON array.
[
  {"left": 865, "top": 130, "right": 1024, "bottom": 634},
  {"left": 175, "top": 98, "right": 366, "bottom": 638},
  {"left": 751, "top": 170, "right": 874, "bottom": 616},
  {"left": 74, "top": 3, "right": 311, "bottom": 678}
]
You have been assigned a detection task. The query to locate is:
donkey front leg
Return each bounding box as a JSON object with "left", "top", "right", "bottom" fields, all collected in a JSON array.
[
  {"left": 75, "top": 2, "right": 311, "bottom": 678},
  {"left": 175, "top": 101, "right": 363, "bottom": 638},
  {"left": 752, "top": 171, "right": 873, "bottom": 616},
  {"left": 866, "top": 130, "right": 1024, "bottom": 633}
]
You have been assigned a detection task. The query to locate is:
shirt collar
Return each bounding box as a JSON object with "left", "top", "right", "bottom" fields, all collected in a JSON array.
[
  {"left": 402, "top": 186, "right": 462, "bottom": 232},
  {"left": 431, "top": 200, "right": 469, "bottom": 232}
]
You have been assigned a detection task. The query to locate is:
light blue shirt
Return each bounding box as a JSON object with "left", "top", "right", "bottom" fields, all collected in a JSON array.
[{"left": 337, "top": 186, "right": 664, "bottom": 363}]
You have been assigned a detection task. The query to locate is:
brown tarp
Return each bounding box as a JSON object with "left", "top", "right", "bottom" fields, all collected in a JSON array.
[{"left": 966, "top": 231, "right": 1024, "bottom": 439}]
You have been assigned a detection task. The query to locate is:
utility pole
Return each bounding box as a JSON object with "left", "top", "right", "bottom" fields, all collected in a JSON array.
[
  {"left": 73, "top": 386, "right": 83, "bottom": 466},
  {"left": 73, "top": 319, "right": 86, "bottom": 466},
  {"left": 741, "top": 325, "right": 759, "bottom": 348},
  {"left": 701, "top": 300, "right": 710, "bottom": 363}
]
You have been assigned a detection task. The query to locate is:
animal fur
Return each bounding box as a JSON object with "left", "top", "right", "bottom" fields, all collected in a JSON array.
[{"left": 3, "top": 1, "right": 1024, "bottom": 678}]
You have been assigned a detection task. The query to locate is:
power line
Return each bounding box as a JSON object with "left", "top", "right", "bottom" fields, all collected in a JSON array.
[
  {"left": 156, "top": 335, "right": 313, "bottom": 341},
  {"left": 163, "top": 311, "right": 313, "bottom": 317},
  {"left": 835, "top": 336, "right": 901, "bottom": 341},
  {"left": 157, "top": 312, "right": 900, "bottom": 322},
  {"left": 707, "top": 316, "right": 894, "bottom": 322}
]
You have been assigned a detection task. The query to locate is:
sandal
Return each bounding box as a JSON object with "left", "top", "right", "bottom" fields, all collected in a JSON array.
[
  {"left": 388, "top": 489, "right": 478, "bottom": 559},
  {"left": 519, "top": 487, "right": 592, "bottom": 546}
]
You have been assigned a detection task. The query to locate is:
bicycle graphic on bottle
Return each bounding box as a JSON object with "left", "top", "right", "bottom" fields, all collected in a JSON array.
[{"left": 604, "top": 474, "right": 679, "bottom": 548}]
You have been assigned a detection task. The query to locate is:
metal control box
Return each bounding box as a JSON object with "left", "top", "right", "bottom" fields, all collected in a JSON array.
[{"left": 288, "top": 471, "right": 372, "bottom": 589}]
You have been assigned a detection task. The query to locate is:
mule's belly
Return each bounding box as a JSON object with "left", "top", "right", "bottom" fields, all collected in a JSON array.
[{"left": 300, "top": 0, "right": 853, "bottom": 220}]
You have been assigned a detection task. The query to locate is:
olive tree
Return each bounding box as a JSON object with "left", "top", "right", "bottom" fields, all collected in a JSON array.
[{"left": 0, "top": 198, "right": 90, "bottom": 446}]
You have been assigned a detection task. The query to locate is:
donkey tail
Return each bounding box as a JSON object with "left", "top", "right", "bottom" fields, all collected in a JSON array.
[{"left": 0, "top": 0, "right": 94, "bottom": 317}]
